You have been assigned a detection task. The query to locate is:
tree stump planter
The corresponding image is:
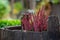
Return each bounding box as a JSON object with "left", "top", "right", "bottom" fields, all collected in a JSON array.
[
  {"left": 0, "top": 26, "right": 48, "bottom": 40},
  {"left": 0, "top": 15, "right": 60, "bottom": 40},
  {"left": 0, "top": 26, "right": 22, "bottom": 40},
  {"left": 48, "top": 15, "right": 60, "bottom": 40}
]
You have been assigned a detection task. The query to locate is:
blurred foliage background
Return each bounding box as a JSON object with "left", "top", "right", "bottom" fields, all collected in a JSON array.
[{"left": 0, "top": 0, "right": 59, "bottom": 28}]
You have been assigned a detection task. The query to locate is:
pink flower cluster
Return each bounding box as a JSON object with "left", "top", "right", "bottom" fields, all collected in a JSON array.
[{"left": 22, "top": 6, "right": 48, "bottom": 32}]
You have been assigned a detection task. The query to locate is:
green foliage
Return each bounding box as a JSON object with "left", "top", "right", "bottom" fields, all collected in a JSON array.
[
  {"left": 0, "top": 0, "right": 10, "bottom": 18},
  {"left": 51, "top": 0, "right": 59, "bottom": 4},
  {"left": 14, "top": 2, "right": 23, "bottom": 11},
  {"left": 0, "top": 20, "right": 21, "bottom": 28}
]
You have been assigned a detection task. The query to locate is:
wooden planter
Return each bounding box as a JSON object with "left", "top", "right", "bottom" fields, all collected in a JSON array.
[
  {"left": 0, "top": 14, "right": 60, "bottom": 40},
  {"left": 0, "top": 26, "right": 48, "bottom": 40}
]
